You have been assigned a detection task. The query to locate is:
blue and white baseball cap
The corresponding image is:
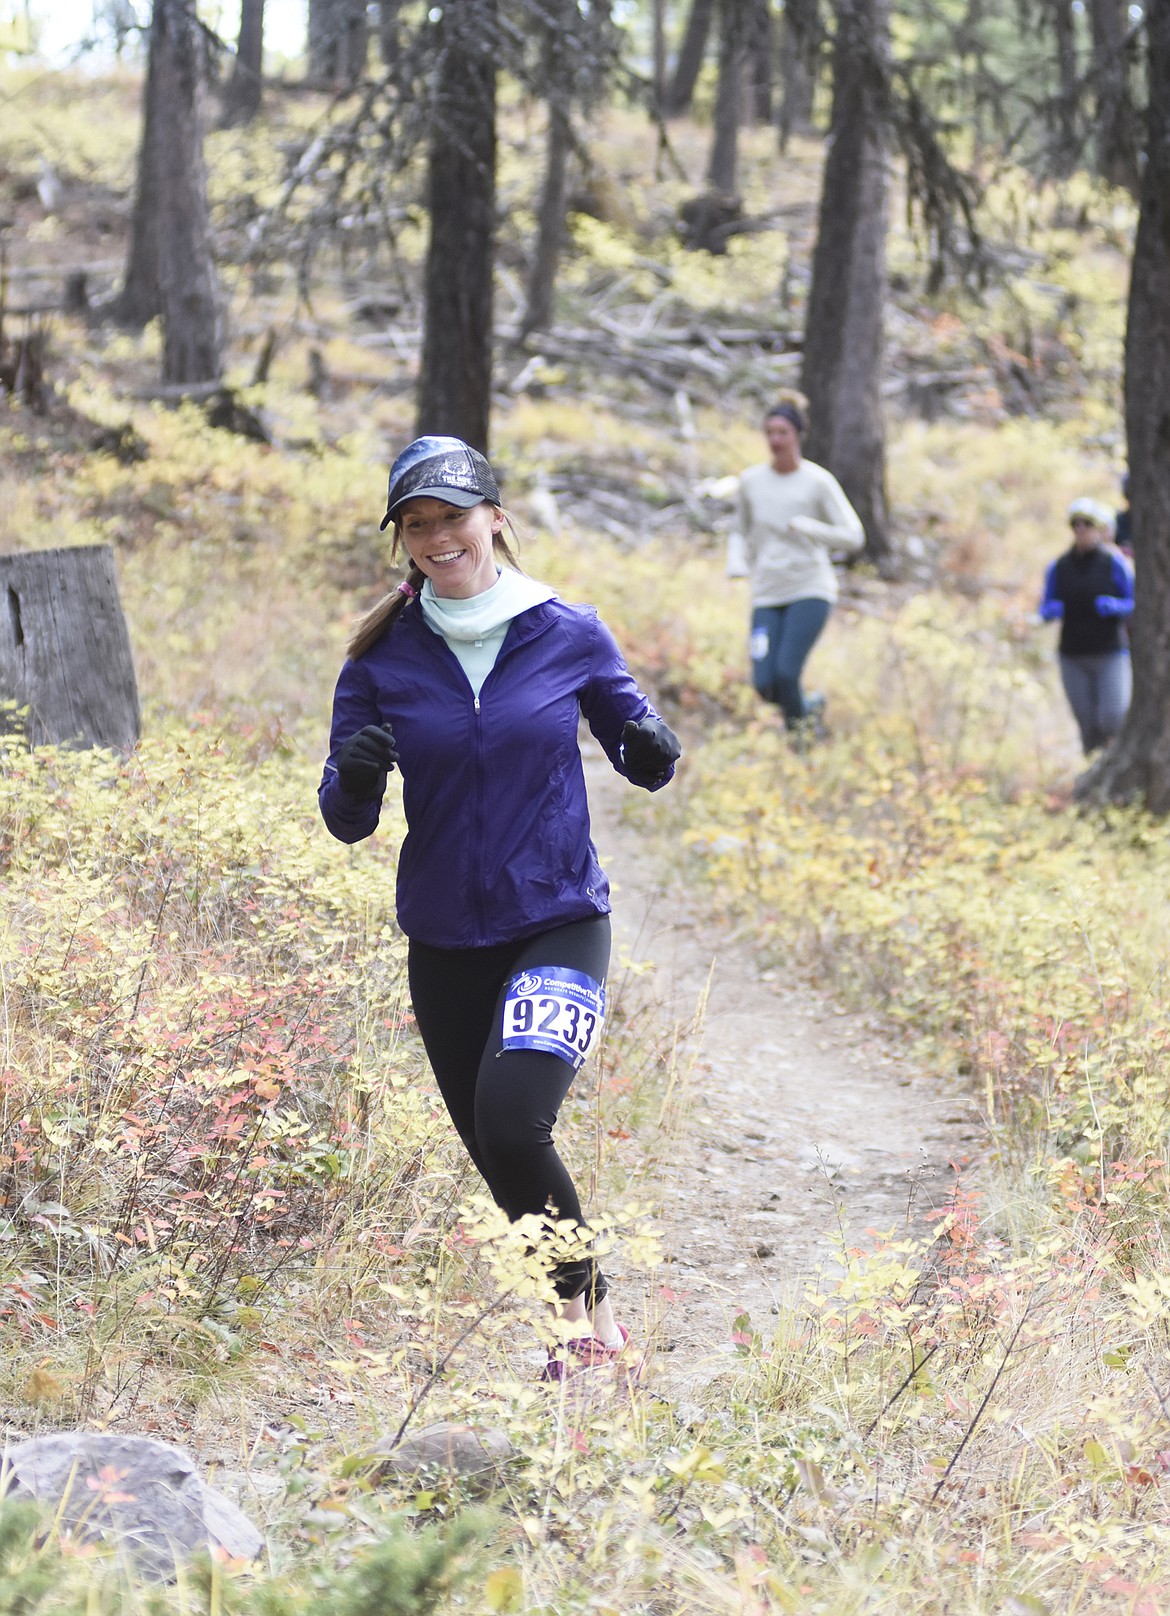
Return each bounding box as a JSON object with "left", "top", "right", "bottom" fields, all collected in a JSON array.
[{"left": 380, "top": 436, "right": 501, "bottom": 531}]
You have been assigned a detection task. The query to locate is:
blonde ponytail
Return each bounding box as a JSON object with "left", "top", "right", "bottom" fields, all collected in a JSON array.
[{"left": 347, "top": 568, "right": 424, "bottom": 659}]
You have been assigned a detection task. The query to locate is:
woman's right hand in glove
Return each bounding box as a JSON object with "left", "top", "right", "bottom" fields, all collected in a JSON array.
[
  {"left": 336, "top": 723, "right": 399, "bottom": 801},
  {"left": 620, "top": 716, "right": 681, "bottom": 787}
]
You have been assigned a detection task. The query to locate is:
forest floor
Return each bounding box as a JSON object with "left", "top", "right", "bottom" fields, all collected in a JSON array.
[{"left": 581, "top": 743, "right": 984, "bottom": 1411}]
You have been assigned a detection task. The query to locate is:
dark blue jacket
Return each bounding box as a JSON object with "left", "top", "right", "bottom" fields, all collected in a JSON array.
[
  {"left": 1039, "top": 546, "right": 1133, "bottom": 656},
  {"left": 319, "top": 597, "right": 673, "bottom": 948}
]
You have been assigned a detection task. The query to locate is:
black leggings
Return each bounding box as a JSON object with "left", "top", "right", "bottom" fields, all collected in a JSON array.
[{"left": 407, "top": 914, "right": 612, "bottom": 1303}]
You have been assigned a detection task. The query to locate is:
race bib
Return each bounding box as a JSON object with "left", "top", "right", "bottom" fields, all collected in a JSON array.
[{"left": 501, "top": 967, "right": 606, "bottom": 1069}]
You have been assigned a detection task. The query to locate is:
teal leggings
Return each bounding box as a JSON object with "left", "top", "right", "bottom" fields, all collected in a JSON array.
[{"left": 750, "top": 599, "right": 831, "bottom": 725}]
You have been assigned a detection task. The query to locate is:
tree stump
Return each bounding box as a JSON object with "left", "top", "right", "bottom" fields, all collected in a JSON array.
[
  {"left": 0, "top": 545, "right": 140, "bottom": 753},
  {"left": 677, "top": 191, "right": 744, "bottom": 254},
  {"left": 0, "top": 326, "right": 49, "bottom": 412}
]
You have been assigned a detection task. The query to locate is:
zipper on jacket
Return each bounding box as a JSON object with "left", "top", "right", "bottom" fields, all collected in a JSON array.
[
  {"left": 471, "top": 685, "right": 487, "bottom": 940},
  {"left": 414, "top": 618, "right": 491, "bottom": 943},
  {"left": 466, "top": 615, "right": 553, "bottom": 942},
  {"left": 408, "top": 604, "right": 557, "bottom": 946}
]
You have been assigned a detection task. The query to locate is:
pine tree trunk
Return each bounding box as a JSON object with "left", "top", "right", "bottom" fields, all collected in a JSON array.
[
  {"left": 778, "top": 0, "right": 820, "bottom": 143},
  {"left": 379, "top": 0, "right": 401, "bottom": 70},
  {"left": 957, "top": 0, "right": 984, "bottom": 159},
  {"left": 0, "top": 545, "right": 140, "bottom": 754},
  {"left": 664, "top": 0, "right": 714, "bottom": 115},
  {"left": 1076, "top": 0, "right": 1170, "bottom": 810},
  {"left": 800, "top": 0, "right": 890, "bottom": 561},
  {"left": 154, "top": 0, "right": 222, "bottom": 384},
  {"left": 1047, "top": 0, "right": 1079, "bottom": 174},
  {"left": 417, "top": 0, "right": 497, "bottom": 449},
  {"left": 220, "top": 0, "right": 265, "bottom": 127},
  {"left": 1089, "top": 0, "right": 1139, "bottom": 192},
  {"left": 748, "top": 0, "right": 773, "bottom": 124},
  {"left": 308, "top": 0, "right": 369, "bottom": 85},
  {"left": 110, "top": 2, "right": 165, "bottom": 328},
  {"left": 519, "top": 98, "right": 571, "bottom": 340},
  {"left": 707, "top": 0, "right": 748, "bottom": 193},
  {"left": 652, "top": 0, "right": 668, "bottom": 112},
  {"left": 307, "top": 0, "right": 331, "bottom": 79}
]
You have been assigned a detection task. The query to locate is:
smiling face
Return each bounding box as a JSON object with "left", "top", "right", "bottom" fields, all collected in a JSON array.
[
  {"left": 764, "top": 414, "right": 802, "bottom": 474},
  {"left": 397, "top": 497, "right": 505, "bottom": 598}
]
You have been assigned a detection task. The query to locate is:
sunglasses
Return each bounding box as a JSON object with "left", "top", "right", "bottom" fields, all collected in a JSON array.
[{"left": 1069, "top": 517, "right": 1097, "bottom": 529}]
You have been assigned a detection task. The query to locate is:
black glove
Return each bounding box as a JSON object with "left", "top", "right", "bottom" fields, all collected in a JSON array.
[
  {"left": 620, "top": 717, "right": 681, "bottom": 786},
  {"left": 336, "top": 723, "right": 399, "bottom": 801}
]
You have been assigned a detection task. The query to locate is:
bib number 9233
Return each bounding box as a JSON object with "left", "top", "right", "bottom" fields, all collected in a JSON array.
[{"left": 500, "top": 968, "right": 606, "bottom": 1070}]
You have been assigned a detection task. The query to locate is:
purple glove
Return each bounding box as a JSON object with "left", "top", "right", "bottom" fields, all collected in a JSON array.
[
  {"left": 1037, "top": 599, "right": 1063, "bottom": 621},
  {"left": 1094, "top": 595, "right": 1129, "bottom": 617}
]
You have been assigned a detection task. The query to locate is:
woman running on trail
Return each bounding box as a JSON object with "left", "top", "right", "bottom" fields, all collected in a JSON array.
[
  {"left": 319, "top": 436, "right": 681, "bottom": 1381},
  {"left": 1037, "top": 495, "right": 1134, "bottom": 755},
  {"left": 727, "top": 397, "right": 864, "bottom": 735}
]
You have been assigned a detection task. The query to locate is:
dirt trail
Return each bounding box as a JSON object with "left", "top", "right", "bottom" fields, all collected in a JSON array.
[{"left": 583, "top": 746, "right": 981, "bottom": 1404}]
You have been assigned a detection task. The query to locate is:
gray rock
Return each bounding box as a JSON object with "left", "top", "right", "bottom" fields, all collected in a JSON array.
[
  {"left": 198, "top": 1483, "right": 265, "bottom": 1564},
  {"left": 364, "top": 1421, "right": 514, "bottom": 1483},
  {"left": 1, "top": 1432, "right": 263, "bottom": 1582}
]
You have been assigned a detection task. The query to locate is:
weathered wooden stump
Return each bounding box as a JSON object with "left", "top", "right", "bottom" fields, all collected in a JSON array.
[
  {"left": 0, "top": 325, "right": 49, "bottom": 412},
  {"left": 0, "top": 544, "right": 140, "bottom": 752}
]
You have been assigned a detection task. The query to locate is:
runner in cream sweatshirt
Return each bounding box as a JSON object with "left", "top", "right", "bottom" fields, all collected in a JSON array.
[{"left": 727, "top": 401, "right": 864, "bottom": 729}]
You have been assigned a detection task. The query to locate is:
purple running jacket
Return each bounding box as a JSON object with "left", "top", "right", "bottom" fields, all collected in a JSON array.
[{"left": 319, "top": 597, "right": 674, "bottom": 948}]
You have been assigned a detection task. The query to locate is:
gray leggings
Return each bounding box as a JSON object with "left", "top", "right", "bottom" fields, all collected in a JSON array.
[{"left": 1059, "top": 652, "right": 1131, "bottom": 754}]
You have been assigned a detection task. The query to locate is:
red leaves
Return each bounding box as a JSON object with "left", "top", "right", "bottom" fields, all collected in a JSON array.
[
  {"left": 86, "top": 1465, "right": 137, "bottom": 1505},
  {"left": 0, "top": 726, "right": 421, "bottom": 1356}
]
